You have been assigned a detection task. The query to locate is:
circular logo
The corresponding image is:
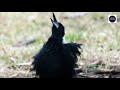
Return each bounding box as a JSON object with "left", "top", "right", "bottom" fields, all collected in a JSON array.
[{"left": 108, "top": 15, "right": 117, "bottom": 23}]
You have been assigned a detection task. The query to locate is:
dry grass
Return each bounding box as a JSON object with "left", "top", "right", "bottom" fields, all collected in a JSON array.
[{"left": 0, "top": 12, "right": 120, "bottom": 78}]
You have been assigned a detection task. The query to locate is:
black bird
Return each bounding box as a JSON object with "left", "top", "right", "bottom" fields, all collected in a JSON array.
[{"left": 31, "top": 13, "right": 82, "bottom": 78}]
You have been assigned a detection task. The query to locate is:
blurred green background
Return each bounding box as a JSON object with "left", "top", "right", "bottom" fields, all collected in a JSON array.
[{"left": 0, "top": 12, "right": 120, "bottom": 77}]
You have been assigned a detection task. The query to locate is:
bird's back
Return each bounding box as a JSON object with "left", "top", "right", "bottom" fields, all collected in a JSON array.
[{"left": 32, "top": 37, "right": 82, "bottom": 78}]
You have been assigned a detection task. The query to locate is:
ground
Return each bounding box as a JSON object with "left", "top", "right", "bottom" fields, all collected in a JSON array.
[{"left": 0, "top": 12, "right": 120, "bottom": 78}]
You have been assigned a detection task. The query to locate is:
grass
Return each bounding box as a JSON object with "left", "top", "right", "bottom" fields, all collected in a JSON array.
[{"left": 0, "top": 12, "right": 120, "bottom": 78}]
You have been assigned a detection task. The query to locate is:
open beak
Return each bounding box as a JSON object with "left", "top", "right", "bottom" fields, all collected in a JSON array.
[{"left": 50, "top": 12, "right": 59, "bottom": 28}]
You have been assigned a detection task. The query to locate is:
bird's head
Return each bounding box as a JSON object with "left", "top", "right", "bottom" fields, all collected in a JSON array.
[{"left": 50, "top": 12, "right": 65, "bottom": 38}]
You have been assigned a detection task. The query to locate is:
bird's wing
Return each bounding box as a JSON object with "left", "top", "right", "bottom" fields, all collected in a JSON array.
[
  {"left": 63, "top": 43, "right": 83, "bottom": 62},
  {"left": 64, "top": 43, "right": 82, "bottom": 55},
  {"left": 32, "top": 42, "right": 47, "bottom": 65}
]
